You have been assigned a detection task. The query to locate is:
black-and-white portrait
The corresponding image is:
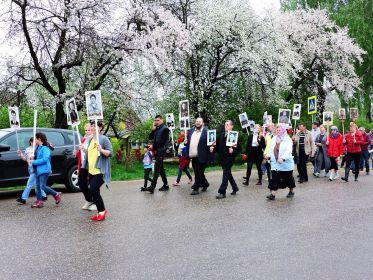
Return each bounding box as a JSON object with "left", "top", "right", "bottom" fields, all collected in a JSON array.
[
  {"left": 278, "top": 109, "right": 291, "bottom": 126},
  {"left": 292, "top": 104, "right": 301, "bottom": 120},
  {"left": 349, "top": 108, "right": 358, "bottom": 120},
  {"left": 338, "top": 108, "right": 346, "bottom": 120},
  {"left": 267, "top": 115, "right": 272, "bottom": 125},
  {"left": 166, "top": 113, "right": 175, "bottom": 129},
  {"left": 207, "top": 129, "right": 216, "bottom": 146},
  {"left": 239, "top": 112, "right": 249, "bottom": 128},
  {"left": 248, "top": 120, "right": 255, "bottom": 132},
  {"left": 85, "top": 90, "right": 103, "bottom": 120},
  {"left": 179, "top": 117, "right": 190, "bottom": 130},
  {"left": 179, "top": 100, "right": 189, "bottom": 118},
  {"left": 323, "top": 112, "right": 333, "bottom": 125},
  {"left": 8, "top": 106, "right": 20, "bottom": 129},
  {"left": 226, "top": 131, "right": 239, "bottom": 147},
  {"left": 66, "top": 98, "right": 80, "bottom": 126}
]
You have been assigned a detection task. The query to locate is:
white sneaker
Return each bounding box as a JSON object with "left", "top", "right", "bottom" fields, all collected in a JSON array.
[
  {"left": 82, "top": 201, "right": 94, "bottom": 210},
  {"left": 329, "top": 173, "right": 334, "bottom": 181},
  {"left": 333, "top": 173, "right": 339, "bottom": 180},
  {"left": 88, "top": 204, "right": 97, "bottom": 211}
]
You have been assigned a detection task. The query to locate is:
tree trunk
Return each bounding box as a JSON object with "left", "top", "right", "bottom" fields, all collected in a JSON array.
[{"left": 54, "top": 102, "right": 67, "bottom": 128}]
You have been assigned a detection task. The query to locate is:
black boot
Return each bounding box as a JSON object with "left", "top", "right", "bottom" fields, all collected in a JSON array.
[{"left": 341, "top": 168, "right": 350, "bottom": 182}]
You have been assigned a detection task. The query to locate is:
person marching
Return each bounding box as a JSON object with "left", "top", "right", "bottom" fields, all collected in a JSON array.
[
  {"left": 263, "top": 123, "right": 275, "bottom": 183},
  {"left": 211, "top": 120, "right": 240, "bottom": 199},
  {"left": 29, "top": 132, "right": 61, "bottom": 208},
  {"left": 266, "top": 125, "right": 296, "bottom": 200},
  {"left": 243, "top": 124, "right": 265, "bottom": 186},
  {"left": 81, "top": 121, "right": 112, "bottom": 221},
  {"left": 16, "top": 137, "right": 47, "bottom": 204},
  {"left": 341, "top": 122, "right": 363, "bottom": 182},
  {"left": 293, "top": 123, "right": 315, "bottom": 183},
  {"left": 359, "top": 127, "right": 371, "bottom": 175},
  {"left": 77, "top": 123, "right": 96, "bottom": 211},
  {"left": 145, "top": 115, "right": 170, "bottom": 193},
  {"left": 326, "top": 126, "right": 344, "bottom": 181},
  {"left": 141, "top": 144, "right": 154, "bottom": 191},
  {"left": 172, "top": 133, "right": 193, "bottom": 187},
  {"left": 185, "top": 117, "right": 209, "bottom": 195},
  {"left": 313, "top": 125, "right": 330, "bottom": 177}
]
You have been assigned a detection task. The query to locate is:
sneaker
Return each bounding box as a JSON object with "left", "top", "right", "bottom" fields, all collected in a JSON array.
[
  {"left": 42, "top": 196, "right": 48, "bottom": 201},
  {"left": 159, "top": 185, "right": 170, "bottom": 191},
  {"left": 329, "top": 173, "right": 334, "bottom": 181},
  {"left": 333, "top": 173, "right": 339, "bottom": 180},
  {"left": 88, "top": 204, "right": 97, "bottom": 211},
  {"left": 54, "top": 192, "right": 62, "bottom": 204},
  {"left": 82, "top": 201, "right": 94, "bottom": 210},
  {"left": 313, "top": 172, "right": 320, "bottom": 177},
  {"left": 16, "top": 198, "right": 26, "bottom": 204},
  {"left": 90, "top": 210, "right": 107, "bottom": 221},
  {"left": 341, "top": 177, "right": 348, "bottom": 182},
  {"left": 31, "top": 200, "right": 44, "bottom": 208},
  {"left": 172, "top": 181, "right": 180, "bottom": 186},
  {"left": 266, "top": 194, "right": 275, "bottom": 200}
]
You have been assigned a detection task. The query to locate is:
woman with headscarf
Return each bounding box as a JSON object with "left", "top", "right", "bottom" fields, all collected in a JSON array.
[
  {"left": 243, "top": 124, "right": 265, "bottom": 186},
  {"left": 314, "top": 125, "right": 331, "bottom": 177},
  {"left": 266, "top": 124, "right": 296, "bottom": 200},
  {"left": 326, "top": 126, "right": 344, "bottom": 181}
]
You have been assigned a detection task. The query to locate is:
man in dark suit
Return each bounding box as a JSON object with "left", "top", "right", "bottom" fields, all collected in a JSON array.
[
  {"left": 185, "top": 117, "right": 209, "bottom": 195},
  {"left": 146, "top": 115, "right": 170, "bottom": 193},
  {"left": 211, "top": 120, "right": 240, "bottom": 199}
]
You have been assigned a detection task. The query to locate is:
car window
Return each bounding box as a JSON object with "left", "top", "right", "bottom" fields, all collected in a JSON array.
[
  {"left": 0, "top": 133, "right": 17, "bottom": 151},
  {"left": 18, "top": 131, "right": 33, "bottom": 150},
  {"left": 66, "top": 131, "right": 80, "bottom": 145},
  {"left": 45, "top": 131, "right": 65, "bottom": 146}
]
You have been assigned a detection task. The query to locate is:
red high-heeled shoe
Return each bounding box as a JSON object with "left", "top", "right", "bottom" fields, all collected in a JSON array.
[{"left": 90, "top": 210, "right": 107, "bottom": 221}]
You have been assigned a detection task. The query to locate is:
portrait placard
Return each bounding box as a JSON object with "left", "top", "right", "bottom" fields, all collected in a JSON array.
[
  {"left": 349, "top": 108, "right": 358, "bottom": 120},
  {"left": 338, "top": 108, "right": 346, "bottom": 120},
  {"left": 179, "top": 117, "right": 190, "bottom": 130},
  {"left": 8, "top": 106, "right": 20, "bottom": 129},
  {"left": 308, "top": 96, "right": 317, "bottom": 115},
  {"left": 166, "top": 113, "right": 175, "bottom": 129},
  {"left": 207, "top": 129, "right": 216, "bottom": 146},
  {"left": 278, "top": 109, "right": 291, "bottom": 127},
  {"left": 226, "top": 131, "right": 239, "bottom": 147},
  {"left": 323, "top": 112, "right": 333, "bottom": 125},
  {"left": 179, "top": 100, "right": 189, "bottom": 118},
  {"left": 248, "top": 120, "right": 255, "bottom": 132},
  {"left": 267, "top": 115, "right": 272, "bottom": 125},
  {"left": 239, "top": 112, "right": 249, "bottom": 128},
  {"left": 292, "top": 104, "right": 301, "bottom": 120},
  {"left": 66, "top": 97, "right": 80, "bottom": 126},
  {"left": 85, "top": 90, "right": 103, "bottom": 120}
]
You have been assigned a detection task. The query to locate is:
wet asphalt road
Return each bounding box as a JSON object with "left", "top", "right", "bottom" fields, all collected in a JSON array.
[{"left": 1, "top": 168, "right": 373, "bottom": 280}]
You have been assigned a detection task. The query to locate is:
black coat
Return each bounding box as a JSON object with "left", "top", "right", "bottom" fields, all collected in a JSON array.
[
  {"left": 149, "top": 124, "right": 170, "bottom": 157},
  {"left": 185, "top": 127, "right": 209, "bottom": 163},
  {"left": 213, "top": 132, "right": 241, "bottom": 165},
  {"left": 245, "top": 134, "right": 265, "bottom": 163}
]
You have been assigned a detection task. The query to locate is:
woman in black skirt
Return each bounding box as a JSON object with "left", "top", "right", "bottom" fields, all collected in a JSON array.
[{"left": 266, "top": 125, "right": 296, "bottom": 200}]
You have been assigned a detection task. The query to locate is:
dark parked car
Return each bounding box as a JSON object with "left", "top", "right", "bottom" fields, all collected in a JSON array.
[{"left": 0, "top": 128, "right": 81, "bottom": 192}]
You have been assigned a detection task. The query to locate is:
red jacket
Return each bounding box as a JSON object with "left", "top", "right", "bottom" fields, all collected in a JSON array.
[
  {"left": 361, "top": 133, "right": 371, "bottom": 151},
  {"left": 327, "top": 133, "right": 343, "bottom": 157},
  {"left": 344, "top": 130, "right": 364, "bottom": 153}
]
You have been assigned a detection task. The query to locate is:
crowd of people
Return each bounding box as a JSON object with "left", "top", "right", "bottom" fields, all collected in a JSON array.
[
  {"left": 14, "top": 113, "right": 373, "bottom": 222},
  {"left": 142, "top": 115, "right": 373, "bottom": 201}
]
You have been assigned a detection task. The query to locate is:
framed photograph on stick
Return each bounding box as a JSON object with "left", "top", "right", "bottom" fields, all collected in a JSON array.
[
  {"left": 292, "top": 104, "right": 301, "bottom": 120},
  {"left": 338, "top": 108, "right": 346, "bottom": 120},
  {"left": 66, "top": 97, "right": 80, "bottom": 126},
  {"left": 349, "top": 108, "right": 358, "bottom": 120},
  {"left": 323, "top": 112, "right": 333, "bottom": 126},
  {"left": 239, "top": 112, "right": 249, "bottom": 129},
  {"left": 248, "top": 120, "right": 255, "bottom": 132},
  {"left": 278, "top": 109, "right": 291, "bottom": 127},
  {"left": 85, "top": 90, "right": 103, "bottom": 120},
  {"left": 166, "top": 113, "right": 175, "bottom": 129},
  {"left": 179, "top": 117, "right": 190, "bottom": 130},
  {"left": 308, "top": 96, "right": 317, "bottom": 115},
  {"left": 226, "top": 131, "right": 239, "bottom": 147},
  {"left": 179, "top": 100, "right": 189, "bottom": 118},
  {"left": 8, "top": 106, "right": 20, "bottom": 150},
  {"left": 207, "top": 130, "right": 216, "bottom": 146}
]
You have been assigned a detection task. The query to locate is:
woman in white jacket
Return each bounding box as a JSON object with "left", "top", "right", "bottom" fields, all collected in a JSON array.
[{"left": 266, "top": 125, "right": 296, "bottom": 200}]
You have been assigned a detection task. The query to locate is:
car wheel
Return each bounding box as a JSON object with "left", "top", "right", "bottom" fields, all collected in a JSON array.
[{"left": 65, "top": 164, "right": 80, "bottom": 192}]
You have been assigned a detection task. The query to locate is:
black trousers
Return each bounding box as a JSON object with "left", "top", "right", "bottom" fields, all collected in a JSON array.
[
  {"left": 89, "top": 174, "right": 105, "bottom": 212},
  {"left": 143, "top": 168, "right": 153, "bottom": 188},
  {"left": 246, "top": 160, "right": 263, "bottom": 183},
  {"left": 345, "top": 152, "right": 361, "bottom": 179},
  {"left": 150, "top": 155, "right": 168, "bottom": 188},
  {"left": 297, "top": 149, "right": 309, "bottom": 181},
  {"left": 78, "top": 168, "right": 93, "bottom": 203},
  {"left": 191, "top": 158, "right": 208, "bottom": 190},
  {"left": 265, "top": 161, "right": 271, "bottom": 181},
  {"left": 329, "top": 157, "right": 338, "bottom": 170},
  {"left": 218, "top": 164, "right": 238, "bottom": 195}
]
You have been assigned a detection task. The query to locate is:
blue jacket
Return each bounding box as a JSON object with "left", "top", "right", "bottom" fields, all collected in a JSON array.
[
  {"left": 32, "top": 145, "right": 52, "bottom": 176},
  {"left": 185, "top": 127, "right": 209, "bottom": 163}
]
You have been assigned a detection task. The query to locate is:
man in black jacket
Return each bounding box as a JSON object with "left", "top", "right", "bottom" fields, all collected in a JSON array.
[
  {"left": 185, "top": 117, "right": 210, "bottom": 195},
  {"left": 145, "top": 115, "right": 170, "bottom": 193},
  {"left": 211, "top": 120, "right": 240, "bottom": 199}
]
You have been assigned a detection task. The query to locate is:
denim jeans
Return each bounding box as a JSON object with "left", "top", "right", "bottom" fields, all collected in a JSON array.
[
  {"left": 35, "top": 173, "right": 57, "bottom": 200},
  {"left": 21, "top": 166, "right": 46, "bottom": 200},
  {"left": 176, "top": 166, "right": 192, "bottom": 183},
  {"left": 359, "top": 151, "right": 370, "bottom": 172}
]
